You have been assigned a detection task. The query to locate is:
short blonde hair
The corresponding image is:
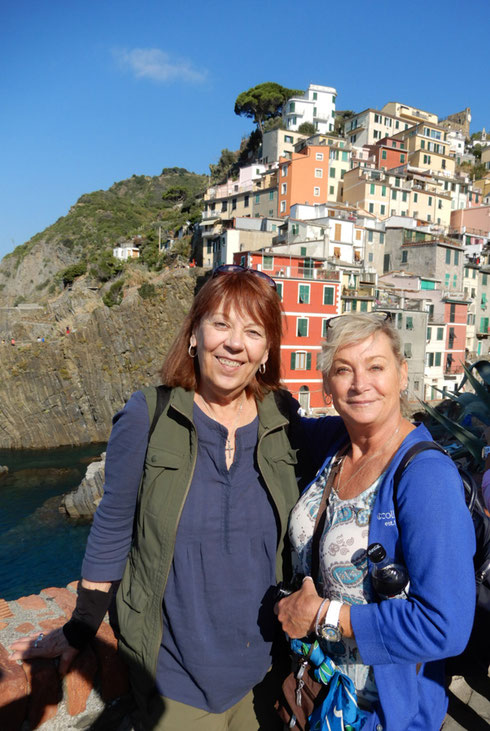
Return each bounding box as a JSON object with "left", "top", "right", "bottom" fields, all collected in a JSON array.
[{"left": 319, "top": 312, "right": 404, "bottom": 377}]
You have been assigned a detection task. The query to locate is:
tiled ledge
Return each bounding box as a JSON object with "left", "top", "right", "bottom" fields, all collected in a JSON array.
[{"left": 0, "top": 583, "right": 131, "bottom": 730}]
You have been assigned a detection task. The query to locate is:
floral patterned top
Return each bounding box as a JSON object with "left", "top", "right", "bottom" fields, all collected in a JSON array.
[{"left": 289, "top": 453, "right": 382, "bottom": 708}]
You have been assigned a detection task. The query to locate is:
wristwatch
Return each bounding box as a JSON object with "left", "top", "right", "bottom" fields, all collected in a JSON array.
[{"left": 318, "top": 600, "right": 343, "bottom": 643}]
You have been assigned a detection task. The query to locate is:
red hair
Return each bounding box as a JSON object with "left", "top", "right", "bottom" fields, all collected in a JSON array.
[{"left": 161, "top": 271, "right": 284, "bottom": 399}]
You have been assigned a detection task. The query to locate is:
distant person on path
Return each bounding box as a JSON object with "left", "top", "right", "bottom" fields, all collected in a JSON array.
[
  {"left": 10, "top": 338, "right": 15, "bottom": 346},
  {"left": 65, "top": 326, "right": 70, "bottom": 335},
  {"left": 10, "top": 266, "right": 303, "bottom": 730}
]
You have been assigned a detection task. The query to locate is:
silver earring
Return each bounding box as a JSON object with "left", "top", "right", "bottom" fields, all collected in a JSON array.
[
  {"left": 259, "top": 363, "right": 266, "bottom": 375},
  {"left": 188, "top": 344, "right": 197, "bottom": 358}
]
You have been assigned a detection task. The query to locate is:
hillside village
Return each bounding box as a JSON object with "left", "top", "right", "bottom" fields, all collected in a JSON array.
[{"left": 194, "top": 83, "right": 490, "bottom": 410}]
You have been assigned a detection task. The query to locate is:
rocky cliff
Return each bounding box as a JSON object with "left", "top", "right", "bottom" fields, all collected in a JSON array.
[{"left": 0, "top": 270, "right": 197, "bottom": 449}]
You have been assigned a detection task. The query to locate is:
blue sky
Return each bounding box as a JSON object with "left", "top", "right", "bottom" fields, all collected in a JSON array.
[{"left": 1, "top": 0, "right": 489, "bottom": 260}]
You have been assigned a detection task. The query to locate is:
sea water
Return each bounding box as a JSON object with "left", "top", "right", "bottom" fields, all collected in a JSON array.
[{"left": 0, "top": 444, "right": 105, "bottom": 600}]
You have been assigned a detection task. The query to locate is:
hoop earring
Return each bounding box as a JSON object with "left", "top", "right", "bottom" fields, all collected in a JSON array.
[
  {"left": 259, "top": 363, "right": 266, "bottom": 375},
  {"left": 188, "top": 344, "right": 197, "bottom": 358}
]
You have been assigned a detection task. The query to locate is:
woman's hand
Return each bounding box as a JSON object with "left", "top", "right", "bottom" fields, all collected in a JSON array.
[
  {"left": 274, "top": 578, "right": 326, "bottom": 639},
  {"left": 9, "top": 626, "right": 79, "bottom": 675}
]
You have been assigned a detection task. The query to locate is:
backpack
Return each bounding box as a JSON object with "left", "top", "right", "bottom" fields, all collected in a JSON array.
[{"left": 393, "top": 441, "right": 490, "bottom": 676}]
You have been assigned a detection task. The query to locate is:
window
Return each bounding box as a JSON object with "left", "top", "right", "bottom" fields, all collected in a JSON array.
[
  {"left": 406, "top": 316, "right": 413, "bottom": 330},
  {"left": 427, "top": 327, "right": 431, "bottom": 341},
  {"left": 316, "top": 152, "right": 324, "bottom": 161},
  {"left": 341, "top": 169, "right": 346, "bottom": 179},
  {"left": 380, "top": 232, "right": 385, "bottom": 243},
  {"left": 314, "top": 186, "right": 320, "bottom": 197},
  {"left": 290, "top": 351, "right": 311, "bottom": 370},
  {"left": 315, "top": 168, "right": 323, "bottom": 178},
  {"left": 454, "top": 250, "right": 459, "bottom": 265},
  {"left": 330, "top": 168, "right": 336, "bottom": 178},
  {"left": 401, "top": 250, "right": 408, "bottom": 263},
  {"left": 269, "top": 191, "right": 275, "bottom": 200},
  {"left": 289, "top": 102, "right": 295, "bottom": 113},
  {"left": 402, "top": 192, "right": 407, "bottom": 202},
  {"left": 329, "top": 186, "right": 334, "bottom": 195},
  {"left": 298, "top": 284, "right": 310, "bottom": 304},
  {"left": 413, "top": 192, "right": 418, "bottom": 203},
  {"left": 380, "top": 204, "right": 386, "bottom": 215},
  {"left": 368, "top": 230, "right": 374, "bottom": 242},
  {"left": 275, "top": 282, "right": 283, "bottom": 300},
  {"left": 313, "top": 92, "right": 317, "bottom": 101},
  {"left": 334, "top": 223, "right": 341, "bottom": 240},
  {"left": 437, "top": 327, "right": 444, "bottom": 340},
  {"left": 450, "top": 303, "right": 456, "bottom": 322},
  {"left": 445, "top": 249, "right": 451, "bottom": 264},
  {"left": 355, "top": 230, "right": 362, "bottom": 241},
  {"left": 281, "top": 183, "right": 287, "bottom": 194},
  {"left": 282, "top": 166, "right": 288, "bottom": 177},
  {"left": 404, "top": 343, "right": 412, "bottom": 358},
  {"left": 291, "top": 223, "right": 299, "bottom": 235},
  {"left": 400, "top": 154, "right": 405, "bottom": 163},
  {"left": 280, "top": 200, "right": 286, "bottom": 213},
  {"left": 232, "top": 198, "right": 237, "bottom": 210},
  {"left": 255, "top": 193, "right": 260, "bottom": 203},
  {"left": 369, "top": 203, "right": 374, "bottom": 213},
  {"left": 284, "top": 135, "right": 293, "bottom": 143},
  {"left": 323, "top": 286, "right": 334, "bottom": 305},
  {"left": 395, "top": 177, "right": 401, "bottom": 187},
  {"left": 370, "top": 183, "right": 375, "bottom": 194},
  {"left": 244, "top": 195, "right": 249, "bottom": 207},
  {"left": 423, "top": 155, "right": 431, "bottom": 164},
  {"left": 483, "top": 273, "right": 488, "bottom": 286},
  {"left": 481, "top": 317, "right": 489, "bottom": 333},
  {"left": 297, "top": 318, "right": 308, "bottom": 337},
  {"left": 321, "top": 319, "right": 329, "bottom": 338},
  {"left": 381, "top": 186, "right": 386, "bottom": 197},
  {"left": 382, "top": 150, "right": 387, "bottom": 160},
  {"left": 435, "top": 352, "right": 441, "bottom": 367},
  {"left": 392, "top": 190, "right": 397, "bottom": 200},
  {"left": 313, "top": 107, "right": 317, "bottom": 117},
  {"left": 221, "top": 201, "right": 227, "bottom": 212},
  {"left": 427, "top": 352, "right": 434, "bottom": 367},
  {"left": 262, "top": 255, "right": 273, "bottom": 270},
  {"left": 342, "top": 151, "right": 348, "bottom": 161}
]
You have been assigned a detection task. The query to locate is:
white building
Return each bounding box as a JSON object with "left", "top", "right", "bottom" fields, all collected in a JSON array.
[
  {"left": 113, "top": 243, "right": 140, "bottom": 260},
  {"left": 282, "top": 84, "right": 337, "bottom": 135}
]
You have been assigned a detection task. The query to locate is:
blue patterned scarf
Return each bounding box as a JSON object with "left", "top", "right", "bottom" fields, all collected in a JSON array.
[{"left": 290, "top": 638, "right": 368, "bottom": 731}]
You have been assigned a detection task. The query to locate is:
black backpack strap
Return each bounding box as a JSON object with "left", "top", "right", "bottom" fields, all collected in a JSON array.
[
  {"left": 148, "top": 385, "right": 172, "bottom": 442},
  {"left": 392, "top": 441, "right": 447, "bottom": 523}
]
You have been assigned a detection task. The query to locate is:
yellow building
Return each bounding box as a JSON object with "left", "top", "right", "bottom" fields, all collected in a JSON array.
[
  {"left": 381, "top": 102, "right": 438, "bottom": 126},
  {"left": 342, "top": 165, "right": 451, "bottom": 227},
  {"left": 392, "top": 122, "right": 455, "bottom": 175}
]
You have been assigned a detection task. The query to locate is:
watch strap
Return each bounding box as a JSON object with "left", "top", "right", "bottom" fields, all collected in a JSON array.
[{"left": 323, "top": 599, "right": 342, "bottom": 631}]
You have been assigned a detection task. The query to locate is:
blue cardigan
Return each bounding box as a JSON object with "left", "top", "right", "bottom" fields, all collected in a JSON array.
[{"left": 295, "top": 418, "right": 476, "bottom": 731}]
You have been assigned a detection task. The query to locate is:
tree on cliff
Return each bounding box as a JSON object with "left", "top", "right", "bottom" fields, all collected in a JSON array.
[{"left": 234, "top": 82, "right": 303, "bottom": 134}]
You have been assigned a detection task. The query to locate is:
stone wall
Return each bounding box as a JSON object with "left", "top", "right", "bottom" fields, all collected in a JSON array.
[{"left": 0, "top": 584, "right": 133, "bottom": 730}]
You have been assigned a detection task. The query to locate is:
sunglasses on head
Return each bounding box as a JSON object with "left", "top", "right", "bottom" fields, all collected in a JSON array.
[
  {"left": 325, "top": 311, "right": 393, "bottom": 331},
  {"left": 212, "top": 264, "right": 277, "bottom": 291}
]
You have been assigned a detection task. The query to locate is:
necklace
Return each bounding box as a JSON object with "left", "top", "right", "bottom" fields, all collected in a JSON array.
[
  {"left": 198, "top": 392, "right": 245, "bottom": 457},
  {"left": 335, "top": 424, "right": 401, "bottom": 497}
]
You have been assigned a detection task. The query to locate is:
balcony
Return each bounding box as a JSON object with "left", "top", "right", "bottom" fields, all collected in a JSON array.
[{"left": 271, "top": 266, "right": 339, "bottom": 281}]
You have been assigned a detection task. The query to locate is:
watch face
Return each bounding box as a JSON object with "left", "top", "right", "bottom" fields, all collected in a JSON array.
[{"left": 321, "top": 624, "right": 341, "bottom": 643}]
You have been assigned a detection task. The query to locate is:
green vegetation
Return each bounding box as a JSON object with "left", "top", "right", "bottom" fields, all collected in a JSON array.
[
  {"left": 422, "top": 360, "right": 490, "bottom": 469},
  {"left": 138, "top": 282, "right": 157, "bottom": 299},
  {"left": 3, "top": 169, "right": 208, "bottom": 280},
  {"left": 209, "top": 149, "right": 238, "bottom": 184},
  {"left": 234, "top": 82, "right": 303, "bottom": 133},
  {"left": 334, "top": 110, "right": 356, "bottom": 136},
  {"left": 102, "top": 279, "right": 124, "bottom": 308},
  {"left": 60, "top": 261, "right": 87, "bottom": 286},
  {"left": 89, "top": 249, "right": 124, "bottom": 282},
  {"left": 298, "top": 122, "right": 316, "bottom": 135}
]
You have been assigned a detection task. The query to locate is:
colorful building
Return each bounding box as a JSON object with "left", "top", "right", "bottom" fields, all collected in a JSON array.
[
  {"left": 233, "top": 249, "right": 341, "bottom": 410},
  {"left": 278, "top": 146, "right": 329, "bottom": 217}
]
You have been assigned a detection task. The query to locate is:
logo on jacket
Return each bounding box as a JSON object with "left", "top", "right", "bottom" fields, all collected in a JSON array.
[{"left": 377, "top": 510, "right": 396, "bottom": 526}]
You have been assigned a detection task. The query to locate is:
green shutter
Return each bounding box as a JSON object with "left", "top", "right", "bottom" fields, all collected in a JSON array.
[
  {"left": 306, "top": 353, "right": 312, "bottom": 370},
  {"left": 291, "top": 353, "right": 296, "bottom": 369}
]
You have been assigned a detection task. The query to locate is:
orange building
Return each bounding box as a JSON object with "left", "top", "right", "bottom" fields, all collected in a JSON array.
[
  {"left": 233, "top": 249, "right": 340, "bottom": 410},
  {"left": 277, "top": 145, "right": 329, "bottom": 217},
  {"left": 367, "top": 137, "right": 408, "bottom": 171}
]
